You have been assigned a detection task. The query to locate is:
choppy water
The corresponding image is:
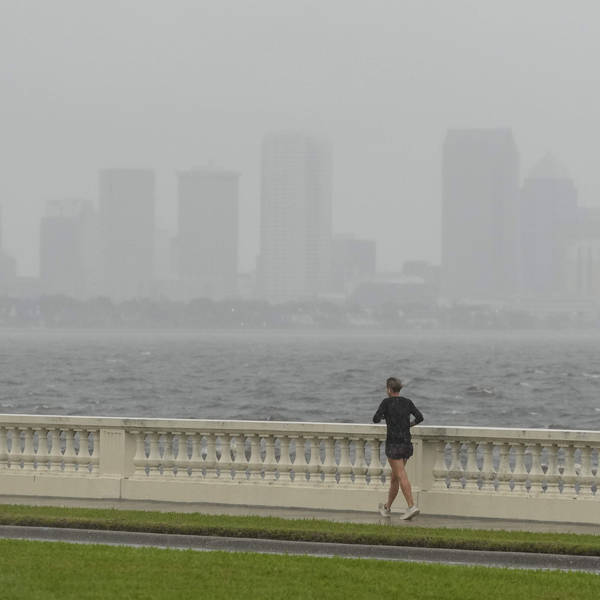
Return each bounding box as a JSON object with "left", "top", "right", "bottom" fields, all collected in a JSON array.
[{"left": 1, "top": 330, "right": 599, "bottom": 430}]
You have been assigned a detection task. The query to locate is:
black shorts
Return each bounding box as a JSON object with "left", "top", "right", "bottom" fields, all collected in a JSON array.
[{"left": 385, "top": 441, "right": 413, "bottom": 460}]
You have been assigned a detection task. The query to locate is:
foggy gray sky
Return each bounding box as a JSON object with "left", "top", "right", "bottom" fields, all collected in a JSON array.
[{"left": 1, "top": 0, "right": 599, "bottom": 276}]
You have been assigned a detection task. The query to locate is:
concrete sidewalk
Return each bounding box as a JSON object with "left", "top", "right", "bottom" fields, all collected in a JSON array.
[{"left": 1, "top": 495, "right": 598, "bottom": 535}]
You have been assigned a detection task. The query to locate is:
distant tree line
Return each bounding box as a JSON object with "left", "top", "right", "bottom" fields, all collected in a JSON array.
[{"left": 0, "top": 295, "right": 598, "bottom": 330}]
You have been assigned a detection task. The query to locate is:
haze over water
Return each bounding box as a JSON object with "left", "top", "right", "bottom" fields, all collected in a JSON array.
[{"left": 1, "top": 330, "right": 599, "bottom": 430}]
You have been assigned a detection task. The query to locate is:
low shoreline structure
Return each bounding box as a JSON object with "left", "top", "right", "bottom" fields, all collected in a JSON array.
[{"left": 1, "top": 414, "right": 599, "bottom": 525}]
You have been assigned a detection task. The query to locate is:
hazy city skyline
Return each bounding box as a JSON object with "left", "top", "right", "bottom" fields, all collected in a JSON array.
[
  {"left": 2, "top": 121, "right": 599, "bottom": 304},
  {"left": 2, "top": 1, "right": 600, "bottom": 278}
]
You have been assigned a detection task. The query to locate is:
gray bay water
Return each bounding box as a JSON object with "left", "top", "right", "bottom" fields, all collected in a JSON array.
[{"left": 1, "top": 330, "right": 599, "bottom": 430}]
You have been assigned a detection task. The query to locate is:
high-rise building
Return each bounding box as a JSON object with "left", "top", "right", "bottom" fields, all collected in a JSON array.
[
  {"left": 520, "top": 155, "right": 578, "bottom": 297},
  {"left": 258, "top": 132, "right": 332, "bottom": 302},
  {"left": 154, "top": 228, "right": 175, "bottom": 282},
  {"left": 567, "top": 239, "right": 600, "bottom": 298},
  {"left": 566, "top": 208, "right": 600, "bottom": 298},
  {"left": 177, "top": 167, "right": 239, "bottom": 300},
  {"left": 0, "top": 206, "right": 17, "bottom": 293},
  {"left": 442, "top": 128, "right": 520, "bottom": 299},
  {"left": 331, "top": 234, "right": 376, "bottom": 294},
  {"left": 39, "top": 199, "right": 97, "bottom": 298},
  {"left": 99, "top": 169, "right": 155, "bottom": 300}
]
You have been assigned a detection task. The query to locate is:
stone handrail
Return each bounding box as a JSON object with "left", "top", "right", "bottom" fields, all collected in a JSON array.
[{"left": 0, "top": 415, "right": 599, "bottom": 524}]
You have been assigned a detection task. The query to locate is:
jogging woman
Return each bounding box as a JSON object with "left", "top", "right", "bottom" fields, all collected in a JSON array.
[{"left": 373, "top": 377, "right": 424, "bottom": 520}]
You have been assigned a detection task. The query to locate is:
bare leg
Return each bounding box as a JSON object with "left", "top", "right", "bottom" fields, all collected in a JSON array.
[{"left": 386, "top": 458, "right": 414, "bottom": 509}]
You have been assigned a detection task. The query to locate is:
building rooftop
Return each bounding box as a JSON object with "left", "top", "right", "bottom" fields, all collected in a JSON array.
[{"left": 527, "top": 153, "right": 571, "bottom": 180}]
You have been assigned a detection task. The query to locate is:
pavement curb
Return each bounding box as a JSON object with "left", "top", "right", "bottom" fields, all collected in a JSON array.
[{"left": 1, "top": 525, "right": 599, "bottom": 573}]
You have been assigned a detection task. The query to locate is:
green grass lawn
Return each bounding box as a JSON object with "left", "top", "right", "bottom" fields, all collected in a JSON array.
[
  {"left": 0, "top": 538, "right": 598, "bottom": 600},
  {"left": 1, "top": 503, "right": 600, "bottom": 556}
]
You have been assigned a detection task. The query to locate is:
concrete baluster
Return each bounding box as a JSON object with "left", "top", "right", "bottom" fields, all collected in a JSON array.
[
  {"left": 448, "top": 441, "right": 463, "bottom": 489},
  {"left": 336, "top": 437, "right": 353, "bottom": 486},
  {"left": 237, "top": 434, "right": 252, "bottom": 479},
  {"left": 132, "top": 431, "right": 147, "bottom": 477},
  {"left": 262, "top": 434, "right": 277, "bottom": 482},
  {"left": 229, "top": 434, "right": 244, "bottom": 480},
  {"left": 184, "top": 433, "right": 198, "bottom": 477},
  {"left": 320, "top": 436, "right": 337, "bottom": 485},
  {"left": 378, "top": 438, "right": 391, "bottom": 484},
  {"left": 293, "top": 436, "right": 309, "bottom": 484},
  {"left": 302, "top": 435, "right": 318, "bottom": 485},
  {"left": 147, "top": 431, "right": 162, "bottom": 477},
  {"left": 188, "top": 433, "right": 203, "bottom": 478},
  {"left": 562, "top": 444, "right": 577, "bottom": 497},
  {"left": 77, "top": 430, "right": 91, "bottom": 473},
  {"left": 214, "top": 433, "right": 224, "bottom": 477},
  {"left": 36, "top": 428, "right": 50, "bottom": 472},
  {"left": 174, "top": 432, "right": 187, "bottom": 476},
  {"left": 578, "top": 445, "right": 594, "bottom": 497},
  {"left": 63, "top": 429, "right": 78, "bottom": 473},
  {"left": 8, "top": 427, "right": 19, "bottom": 470},
  {"left": 362, "top": 438, "right": 377, "bottom": 485},
  {"left": 47, "top": 428, "right": 62, "bottom": 472},
  {"left": 431, "top": 440, "right": 448, "bottom": 489},
  {"left": 160, "top": 432, "right": 175, "bottom": 477},
  {"left": 90, "top": 430, "right": 100, "bottom": 472},
  {"left": 219, "top": 433, "right": 233, "bottom": 480},
  {"left": 464, "top": 441, "right": 480, "bottom": 491},
  {"left": 0, "top": 427, "right": 8, "bottom": 470},
  {"left": 352, "top": 437, "right": 367, "bottom": 488},
  {"left": 204, "top": 432, "right": 219, "bottom": 479},
  {"left": 591, "top": 447, "right": 599, "bottom": 496},
  {"left": 21, "top": 427, "right": 35, "bottom": 472},
  {"left": 512, "top": 443, "right": 528, "bottom": 494},
  {"left": 5, "top": 427, "right": 17, "bottom": 469},
  {"left": 247, "top": 433, "right": 263, "bottom": 482},
  {"left": 479, "top": 441, "right": 495, "bottom": 492},
  {"left": 172, "top": 432, "right": 184, "bottom": 476},
  {"left": 495, "top": 442, "right": 511, "bottom": 493},
  {"left": 278, "top": 435, "right": 293, "bottom": 483},
  {"left": 544, "top": 444, "right": 560, "bottom": 495},
  {"left": 528, "top": 443, "right": 544, "bottom": 495}
]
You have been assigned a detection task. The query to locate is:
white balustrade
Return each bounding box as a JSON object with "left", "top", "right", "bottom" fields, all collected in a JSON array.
[
  {"left": 0, "top": 422, "right": 100, "bottom": 476},
  {"left": 2, "top": 415, "right": 600, "bottom": 523}
]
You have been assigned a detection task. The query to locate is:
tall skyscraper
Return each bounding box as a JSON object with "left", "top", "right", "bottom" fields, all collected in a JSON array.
[
  {"left": 99, "top": 169, "right": 155, "bottom": 300},
  {"left": 40, "top": 199, "right": 89, "bottom": 297},
  {"left": 331, "top": 234, "right": 376, "bottom": 294},
  {"left": 177, "top": 166, "right": 239, "bottom": 299},
  {"left": 566, "top": 208, "right": 600, "bottom": 298},
  {"left": 0, "top": 206, "right": 17, "bottom": 292},
  {"left": 258, "top": 132, "right": 332, "bottom": 302},
  {"left": 442, "top": 129, "right": 520, "bottom": 299},
  {"left": 520, "top": 155, "right": 578, "bottom": 296}
]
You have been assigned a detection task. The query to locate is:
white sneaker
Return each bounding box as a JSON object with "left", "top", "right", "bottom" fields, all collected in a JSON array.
[
  {"left": 378, "top": 502, "right": 391, "bottom": 517},
  {"left": 400, "top": 506, "right": 420, "bottom": 520}
]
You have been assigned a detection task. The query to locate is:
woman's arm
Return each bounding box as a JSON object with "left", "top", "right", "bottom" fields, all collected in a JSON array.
[
  {"left": 372, "top": 399, "right": 387, "bottom": 423},
  {"left": 409, "top": 400, "right": 424, "bottom": 426}
]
